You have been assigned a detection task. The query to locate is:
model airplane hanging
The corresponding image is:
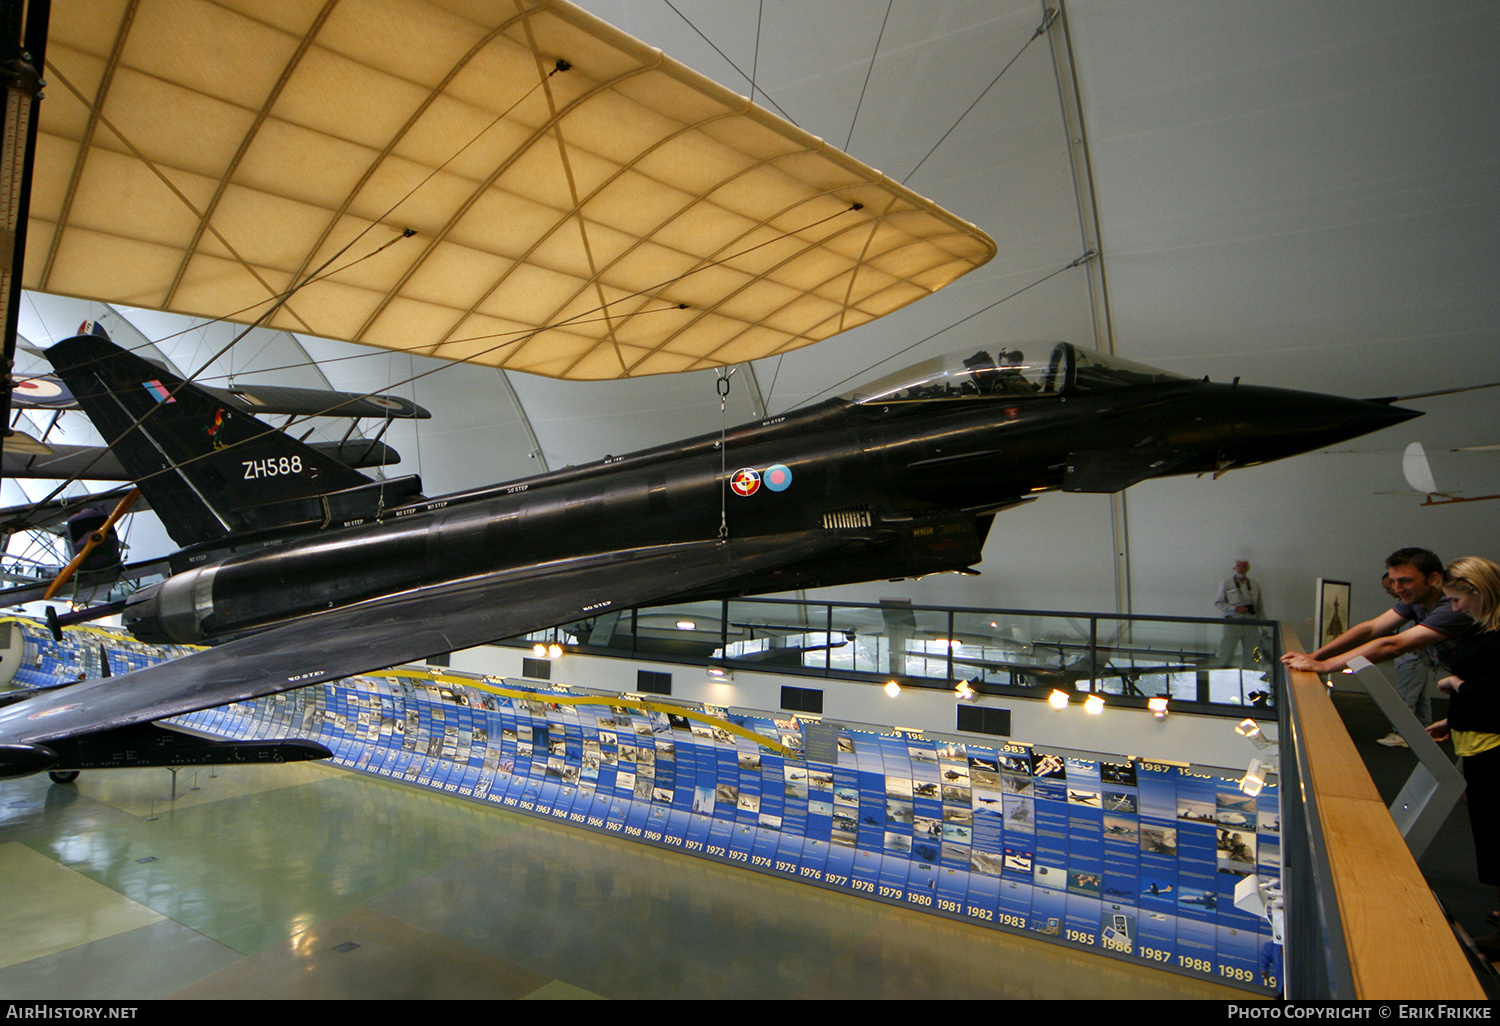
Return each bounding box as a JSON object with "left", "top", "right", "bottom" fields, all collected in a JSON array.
[
  {"left": 1401, "top": 441, "right": 1500, "bottom": 506},
  {"left": 0, "top": 330, "right": 1418, "bottom": 778}
]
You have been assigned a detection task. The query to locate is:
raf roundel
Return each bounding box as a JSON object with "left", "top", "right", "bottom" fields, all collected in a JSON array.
[
  {"left": 730, "top": 468, "right": 760, "bottom": 497},
  {"left": 14, "top": 377, "right": 63, "bottom": 400},
  {"left": 764, "top": 464, "right": 793, "bottom": 492}
]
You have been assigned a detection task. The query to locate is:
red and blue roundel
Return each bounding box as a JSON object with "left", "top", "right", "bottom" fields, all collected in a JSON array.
[
  {"left": 730, "top": 467, "right": 760, "bottom": 496},
  {"left": 764, "top": 464, "right": 792, "bottom": 491}
]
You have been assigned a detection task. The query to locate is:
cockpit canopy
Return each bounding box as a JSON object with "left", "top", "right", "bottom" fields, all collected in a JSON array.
[{"left": 840, "top": 343, "right": 1189, "bottom": 404}]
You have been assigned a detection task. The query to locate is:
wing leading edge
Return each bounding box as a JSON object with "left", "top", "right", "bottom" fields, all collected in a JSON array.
[{"left": 0, "top": 532, "right": 867, "bottom": 776}]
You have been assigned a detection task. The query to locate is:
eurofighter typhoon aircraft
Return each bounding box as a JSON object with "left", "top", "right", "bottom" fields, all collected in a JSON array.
[{"left": 0, "top": 329, "right": 1416, "bottom": 778}]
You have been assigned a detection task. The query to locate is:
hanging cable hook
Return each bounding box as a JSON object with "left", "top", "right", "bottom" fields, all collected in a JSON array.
[{"left": 716, "top": 367, "right": 736, "bottom": 540}]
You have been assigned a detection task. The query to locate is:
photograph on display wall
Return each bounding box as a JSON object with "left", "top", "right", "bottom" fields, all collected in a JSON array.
[
  {"left": 1316, "top": 578, "right": 1352, "bottom": 651},
  {"left": 133, "top": 640, "right": 1279, "bottom": 995}
]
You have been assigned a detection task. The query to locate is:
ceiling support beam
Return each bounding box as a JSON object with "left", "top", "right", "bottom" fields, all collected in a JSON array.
[
  {"left": 0, "top": 0, "right": 46, "bottom": 470},
  {"left": 491, "top": 367, "right": 548, "bottom": 475},
  {"left": 1045, "top": 0, "right": 1131, "bottom": 615}
]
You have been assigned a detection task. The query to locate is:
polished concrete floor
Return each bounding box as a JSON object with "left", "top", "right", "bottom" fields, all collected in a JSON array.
[{"left": 0, "top": 762, "right": 1245, "bottom": 1000}]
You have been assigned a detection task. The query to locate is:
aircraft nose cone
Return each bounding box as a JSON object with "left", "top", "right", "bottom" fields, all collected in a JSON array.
[
  {"left": 1228, "top": 387, "right": 1421, "bottom": 465},
  {"left": 1283, "top": 394, "right": 1421, "bottom": 436}
]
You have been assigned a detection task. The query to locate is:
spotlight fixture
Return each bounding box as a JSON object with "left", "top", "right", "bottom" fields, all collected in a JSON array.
[
  {"left": 954, "top": 679, "right": 976, "bottom": 701},
  {"left": 1239, "top": 757, "right": 1267, "bottom": 797},
  {"left": 531, "top": 643, "right": 547, "bottom": 658},
  {"left": 1084, "top": 694, "right": 1105, "bottom": 715},
  {"left": 1048, "top": 689, "right": 1069, "bottom": 709},
  {"left": 1148, "top": 697, "right": 1169, "bottom": 719},
  {"left": 547, "top": 643, "right": 563, "bottom": 659},
  {"left": 884, "top": 679, "right": 902, "bottom": 698},
  {"left": 676, "top": 620, "right": 696, "bottom": 630},
  {"left": 1236, "top": 718, "right": 1276, "bottom": 750},
  {"left": 706, "top": 666, "right": 730, "bottom": 680}
]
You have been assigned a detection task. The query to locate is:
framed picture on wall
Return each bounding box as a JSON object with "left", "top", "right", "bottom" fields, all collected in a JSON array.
[{"left": 1315, "top": 579, "right": 1351, "bottom": 650}]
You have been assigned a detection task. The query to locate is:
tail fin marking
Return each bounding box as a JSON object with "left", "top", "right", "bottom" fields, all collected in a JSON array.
[{"left": 46, "top": 333, "right": 375, "bottom": 547}]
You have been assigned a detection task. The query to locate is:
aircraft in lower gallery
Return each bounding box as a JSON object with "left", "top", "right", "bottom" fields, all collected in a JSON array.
[{"left": 0, "top": 327, "right": 1417, "bottom": 778}]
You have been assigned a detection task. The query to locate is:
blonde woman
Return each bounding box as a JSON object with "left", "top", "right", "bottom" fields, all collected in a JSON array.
[{"left": 1426, "top": 556, "right": 1500, "bottom": 958}]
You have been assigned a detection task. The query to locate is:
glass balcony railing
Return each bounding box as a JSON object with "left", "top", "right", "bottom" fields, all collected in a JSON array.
[{"left": 505, "top": 597, "right": 1279, "bottom": 716}]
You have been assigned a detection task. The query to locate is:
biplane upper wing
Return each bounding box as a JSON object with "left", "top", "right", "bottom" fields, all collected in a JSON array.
[
  {"left": 11, "top": 374, "right": 431, "bottom": 420},
  {"left": 3, "top": 437, "right": 402, "bottom": 482}
]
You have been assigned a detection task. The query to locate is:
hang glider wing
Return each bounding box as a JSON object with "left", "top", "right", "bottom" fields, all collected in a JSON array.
[
  {"left": 30, "top": 0, "right": 995, "bottom": 381},
  {"left": 0, "top": 531, "right": 872, "bottom": 776}
]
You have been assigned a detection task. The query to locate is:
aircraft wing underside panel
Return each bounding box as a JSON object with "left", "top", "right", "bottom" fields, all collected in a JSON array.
[
  {"left": 1062, "top": 449, "right": 1198, "bottom": 493},
  {"left": 0, "top": 532, "right": 863, "bottom": 774}
]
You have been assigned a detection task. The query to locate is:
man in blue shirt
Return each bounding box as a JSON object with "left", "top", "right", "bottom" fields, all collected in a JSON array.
[{"left": 1282, "top": 548, "right": 1471, "bottom": 744}]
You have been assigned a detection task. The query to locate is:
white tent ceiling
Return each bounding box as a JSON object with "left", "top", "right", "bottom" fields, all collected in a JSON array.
[{"left": 11, "top": 0, "right": 1500, "bottom": 627}]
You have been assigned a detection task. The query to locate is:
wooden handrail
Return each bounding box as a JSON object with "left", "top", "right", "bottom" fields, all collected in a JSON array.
[{"left": 1282, "top": 627, "right": 1484, "bottom": 999}]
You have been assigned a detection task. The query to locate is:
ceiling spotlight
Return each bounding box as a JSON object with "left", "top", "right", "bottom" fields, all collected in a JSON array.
[
  {"left": 547, "top": 643, "right": 563, "bottom": 659},
  {"left": 707, "top": 666, "right": 729, "bottom": 679},
  {"left": 954, "top": 679, "right": 975, "bottom": 701},
  {"left": 1240, "top": 758, "right": 1267, "bottom": 797},
  {"left": 1148, "top": 697, "right": 1169, "bottom": 719},
  {"left": 1084, "top": 694, "right": 1105, "bottom": 715},
  {"left": 531, "top": 643, "right": 547, "bottom": 658},
  {"left": 676, "top": 620, "right": 696, "bottom": 630},
  {"left": 1048, "top": 689, "right": 1069, "bottom": 709},
  {"left": 884, "top": 679, "right": 902, "bottom": 698},
  {"left": 1236, "top": 718, "right": 1276, "bottom": 749}
]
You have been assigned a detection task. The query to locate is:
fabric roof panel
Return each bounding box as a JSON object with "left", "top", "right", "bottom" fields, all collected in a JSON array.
[{"left": 30, "top": 0, "right": 993, "bottom": 378}]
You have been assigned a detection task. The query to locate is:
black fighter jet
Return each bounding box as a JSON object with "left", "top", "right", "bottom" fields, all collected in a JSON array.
[{"left": 0, "top": 334, "right": 1416, "bottom": 778}]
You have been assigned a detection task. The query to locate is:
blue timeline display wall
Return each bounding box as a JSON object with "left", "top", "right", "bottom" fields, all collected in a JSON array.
[
  {"left": 3, "top": 619, "right": 1278, "bottom": 993},
  {"left": 0, "top": 617, "right": 197, "bottom": 686}
]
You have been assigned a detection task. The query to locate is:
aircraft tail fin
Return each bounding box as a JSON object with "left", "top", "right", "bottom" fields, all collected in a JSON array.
[{"left": 46, "top": 332, "right": 375, "bottom": 547}]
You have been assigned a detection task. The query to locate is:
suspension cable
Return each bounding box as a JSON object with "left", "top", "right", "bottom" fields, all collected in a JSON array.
[{"left": 716, "top": 367, "right": 734, "bottom": 541}]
